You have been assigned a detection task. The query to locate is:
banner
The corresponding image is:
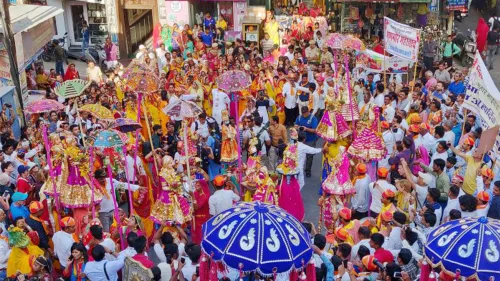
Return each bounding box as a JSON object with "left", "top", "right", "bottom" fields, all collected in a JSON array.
[
  {"left": 463, "top": 52, "right": 500, "bottom": 154},
  {"left": 383, "top": 17, "right": 421, "bottom": 62},
  {"left": 447, "top": 0, "right": 467, "bottom": 10},
  {"left": 355, "top": 49, "right": 413, "bottom": 73}
]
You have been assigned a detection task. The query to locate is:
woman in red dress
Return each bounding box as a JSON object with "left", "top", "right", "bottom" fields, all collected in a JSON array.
[{"left": 64, "top": 64, "right": 80, "bottom": 81}]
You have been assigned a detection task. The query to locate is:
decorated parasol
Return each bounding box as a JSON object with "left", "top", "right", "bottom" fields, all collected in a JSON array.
[
  {"left": 346, "top": 128, "right": 387, "bottom": 161},
  {"left": 93, "top": 129, "right": 125, "bottom": 148},
  {"left": 54, "top": 79, "right": 91, "bottom": 99},
  {"left": 216, "top": 70, "right": 252, "bottom": 92},
  {"left": 122, "top": 60, "right": 157, "bottom": 81},
  {"left": 215, "top": 70, "right": 252, "bottom": 191},
  {"left": 201, "top": 202, "right": 313, "bottom": 277},
  {"left": 163, "top": 99, "right": 203, "bottom": 181},
  {"left": 126, "top": 71, "right": 160, "bottom": 95},
  {"left": 111, "top": 118, "right": 143, "bottom": 133},
  {"left": 326, "top": 33, "right": 345, "bottom": 49},
  {"left": 79, "top": 104, "right": 114, "bottom": 120},
  {"left": 25, "top": 99, "right": 65, "bottom": 114},
  {"left": 342, "top": 36, "right": 366, "bottom": 51},
  {"left": 424, "top": 216, "right": 500, "bottom": 280},
  {"left": 112, "top": 129, "right": 130, "bottom": 143}
]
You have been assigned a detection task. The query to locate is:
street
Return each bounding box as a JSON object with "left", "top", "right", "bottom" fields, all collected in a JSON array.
[{"left": 455, "top": 8, "right": 500, "bottom": 87}]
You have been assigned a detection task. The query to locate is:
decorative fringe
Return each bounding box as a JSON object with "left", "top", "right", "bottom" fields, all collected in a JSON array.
[
  {"left": 199, "top": 253, "right": 209, "bottom": 281},
  {"left": 289, "top": 270, "right": 299, "bottom": 281},
  {"left": 299, "top": 271, "right": 307, "bottom": 280},
  {"left": 428, "top": 271, "right": 437, "bottom": 281},
  {"left": 306, "top": 259, "right": 316, "bottom": 281},
  {"left": 209, "top": 258, "right": 218, "bottom": 281}
]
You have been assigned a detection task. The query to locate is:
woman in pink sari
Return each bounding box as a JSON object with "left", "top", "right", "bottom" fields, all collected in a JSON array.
[{"left": 276, "top": 129, "right": 305, "bottom": 221}]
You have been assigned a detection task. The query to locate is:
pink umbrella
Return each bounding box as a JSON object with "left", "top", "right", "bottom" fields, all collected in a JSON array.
[
  {"left": 326, "top": 33, "right": 345, "bottom": 49},
  {"left": 216, "top": 70, "right": 252, "bottom": 93},
  {"left": 25, "top": 99, "right": 65, "bottom": 114}
]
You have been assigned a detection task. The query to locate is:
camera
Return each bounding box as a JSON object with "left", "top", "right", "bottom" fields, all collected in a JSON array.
[
  {"left": 4, "top": 103, "right": 11, "bottom": 108},
  {"left": 299, "top": 126, "right": 305, "bottom": 131},
  {"left": 373, "top": 258, "right": 385, "bottom": 270}
]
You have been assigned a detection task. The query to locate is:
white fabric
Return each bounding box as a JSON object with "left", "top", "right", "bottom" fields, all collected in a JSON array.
[
  {"left": 52, "top": 230, "right": 75, "bottom": 267},
  {"left": 99, "top": 179, "right": 140, "bottom": 213},
  {"left": 297, "top": 142, "right": 322, "bottom": 189},
  {"left": 209, "top": 189, "right": 240, "bottom": 216},
  {"left": 369, "top": 180, "right": 397, "bottom": 214}
]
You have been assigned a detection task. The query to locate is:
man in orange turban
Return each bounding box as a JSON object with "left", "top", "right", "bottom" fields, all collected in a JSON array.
[
  {"left": 338, "top": 207, "right": 361, "bottom": 244},
  {"left": 352, "top": 163, "right": 371, "bottom": 221},
  {"left": 369, "top": 168, "right": 396, "bottom": 218}
]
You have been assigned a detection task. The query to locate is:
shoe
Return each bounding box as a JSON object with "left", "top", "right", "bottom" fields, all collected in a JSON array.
[{"left": 306, "top": 173, "right": 312, "bottom": 178}]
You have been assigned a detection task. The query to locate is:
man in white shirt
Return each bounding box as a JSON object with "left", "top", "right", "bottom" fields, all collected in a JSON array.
[
  {"left": 350, "top": 226, "right": 374, "bottom": 262},
  {"left": 284, "top": 45, "right": 295, "bottom": 61},
  {"left": 0, "top": 225, "right": 9, "bottom": 279},
  {"left": 125, "top": 147, "right": 145, "bottom": 184},
  {"left": 84, "top": 245, "right": 124, "bottom": 281},
  {"left": 369, "top": 168, "right": 397, "bottom": 217},
  {"left": 297, "top": 132, "right": 323, "bottom": 190},
  {"left": 385, "top": 212, "right": 407, "bottom": 255},
  {"left": 351, "top": 164, "right": 371, "bottom": 219},
  {"left": 418, "top": 124, "right": 436, "bottom": 153},
  {"left": 212, "top": 88, "right": 231, "bottom": 127},
  {"left": 86, "top": 61, "right": 103, "bottom": 84},
  {"left": 314, "top": 76, "right": 327, "bottom": 119},
  {"left": 209, "top": 176, "right": 240, "bottom": 216},
  {"left": 283, "top": 74, "right": 299, "bottom": 127},
  {"left": 118, "top": 232, "right": 138, "bottom": 258},
  {"left": 95, "top": 169, "right": 141, "bottom": 232},
  {"left": 383, "top": 96, "right": 396, "bottom": 123},
  {"left": 156, "top": 43, "right": 168, "bottom": 74},
  {"left": 190, "top": 113, "right": 210, "bottom": 138},
  {"left": 52, "top": 216, "right": 76, "bottom": 269},
  {"left": 379, "top": 121, "right": 396, "bottom": 169},
  {"left": 442, "top": 185, "right": 460, "bottom": 223}
]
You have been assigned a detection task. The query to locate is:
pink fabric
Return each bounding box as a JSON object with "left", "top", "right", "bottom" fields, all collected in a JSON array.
[
  {"left": 278, "top": 175, "right": 304, "bottom": 221},
  {"left": 412, "top": 146, "right": 430, "bottom": 175},
  {"left": 335, "top": 112, "right": 350, "bottom": 137},
  {"left": 337, "top": 154, "right": 350, "bottom": 185}
]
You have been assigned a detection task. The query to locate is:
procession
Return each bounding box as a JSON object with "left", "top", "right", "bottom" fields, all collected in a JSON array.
[{"left": 1, "top": 0, "right": 500, "bottom": 279}]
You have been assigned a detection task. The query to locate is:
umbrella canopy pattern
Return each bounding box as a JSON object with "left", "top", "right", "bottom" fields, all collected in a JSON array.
[
  {"left": 162, "top": 99, "right": 203, "bottom": 119},
  {"left": 25, "top": 99, "right": 65, "bottom": 114},
  {"left": 126, "top": 72, "right": 160, "bottom": 94},
  {"left": 111, "top": 118, "right": 142, "bottom": 133},
  {"left": 93, "top": 130, "right": 125, "bottom": 148},
  {"left": 54, "top": 79, "right": 91, "bottom": 98},
  {"left": 216, "top": 70, "right": 252, "bottom": 92},
  {"left": 425, "top": 216, "right": 500, "bottom": 280},
  {"left": 79, "top": 104, "right": 114, "bottom": 120},
  {"left": 112, "top": 129, "right": 130, "bottom": 143},
  {"left": 326, "top": 33, "right": 366, "bottom": 51},
  {"left": 122, "top": 60, "right": 157, "bottom": 81},
  {"left": 201, "top": 202, "right": 313, "bottom": 276}
]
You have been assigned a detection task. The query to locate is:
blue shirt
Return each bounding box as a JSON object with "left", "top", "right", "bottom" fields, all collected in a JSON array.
[
  {"left": 448, "top": 81, "right": 465, "bottom": 95},
  {"left": 201, "top": 33, "right": 213, "bottom": 46},
  {"left": 204, "top": 17, "right": 216, "bottom": 30},
  {"left": 432, "top": 91, "right": 444, "bottom": 101},
  {"left": 10, "top": 204, "right": 29, "bottom": 220},
  {"left": 295, "top": 114, "right": 318, "bottom": 142},
  {"left": 82, "top": 28, "right": 90, "bottom": 43}
]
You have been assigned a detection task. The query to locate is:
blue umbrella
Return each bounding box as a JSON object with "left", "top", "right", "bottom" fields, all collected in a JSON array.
[
  {"left": 424, "top": 216, "right": 500, "bottom": 280},
  {"left": 201, "top": 202, "right": 312, "bottom": 276},
  {"left": 93, "top": 130, "right": 125, "bottom": 148}
]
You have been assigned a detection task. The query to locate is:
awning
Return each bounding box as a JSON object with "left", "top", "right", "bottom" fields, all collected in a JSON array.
[{"left": 0, "top": 4, "right": 64, "bottom": 34}]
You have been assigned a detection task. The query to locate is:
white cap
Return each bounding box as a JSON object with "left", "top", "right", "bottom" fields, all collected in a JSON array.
[
  {"left": 418, "top": 172, "right": 434, "bottom": 186},
  {"left": 139, "top": 45, "right": 146, "bottom": 50}
]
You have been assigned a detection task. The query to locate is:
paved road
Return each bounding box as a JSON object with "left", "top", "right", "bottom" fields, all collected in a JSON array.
[{"left": 455, "top": 8, "right": 500, "bottom": 87}]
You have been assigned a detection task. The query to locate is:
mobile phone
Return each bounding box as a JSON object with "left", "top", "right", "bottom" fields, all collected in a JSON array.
[
  {"left": 181, "top": 257, "right": 185, "bottom": 264},
  {"left": 196, "top": 266, "right": 200, "bottom": 276},
  {"left": 2, "top": 191, "right": 8, "bottom": 198},
  {"left": 393, "top": 272, "right": 402, "bottom": 278}
]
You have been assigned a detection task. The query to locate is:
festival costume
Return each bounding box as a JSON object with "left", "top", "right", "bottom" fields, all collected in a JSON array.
[
  {"left": 322, "top": 147, "right": 356, "bottom": 196},
  {"left": 316, "top": 85, "right": 351, "bottom": 142},
  {"left": 150, "top": 156, "right": 192, "bottom": 225},
  {"left": 336, "top": 77, "right": 359, "bottom": 121},
  {"left": 276, "top": 133, "right": 305, "bottom": 221},
  {"left": 192, "top": 179, "right": 210, "bottom": 244},
  {"left": 220, "top": 111, "right": 238, "bottom": 163},
  {"left": 242, "top": 154, "right": 262, "bottom": 202},
  {"left": 252, "top": 166, "right": 279, "bottom": 205},
  {"left": 6, "top": 226, "right": 45, "bottom": 278}
]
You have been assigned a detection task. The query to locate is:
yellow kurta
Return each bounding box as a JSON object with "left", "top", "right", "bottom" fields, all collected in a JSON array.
[{"left": 7, "top": 245, "right": 44, "bottom": 277}]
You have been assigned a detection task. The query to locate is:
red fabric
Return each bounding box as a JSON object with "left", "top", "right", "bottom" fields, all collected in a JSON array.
[
  {"left": 64, "top": 68, "right": 79, "bottom": 81},
  {"left": 192, "top": 180, "right": 210, "bottom": 244},
  {"left": 374, "top": 248, "right": 394, "bottom": 264},
  {"left": 153, "top": 23, "right": 162, "bottom": 50},
  {"left": 132, "top": 253, "right": 154, "bottom": 269},
  {"left": 17, "top": 177, "right": 32, "bottom": 193},
  {"left": 476, "top": 18, "right": 490, "bottom": 54},
  {"left": 373, "top": 44, "right": 384, "bottom": 55}
]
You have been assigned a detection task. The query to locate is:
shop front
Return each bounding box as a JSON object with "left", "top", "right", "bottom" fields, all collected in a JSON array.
[
  {"left": 65, "top": 0, "right": 110, "bottom": 46},
  {"left": 117, "top": 0, "right": 159, "bottom": 57},
  {"left": 334, "top": 0, "right": 432, "bottom": 38}
]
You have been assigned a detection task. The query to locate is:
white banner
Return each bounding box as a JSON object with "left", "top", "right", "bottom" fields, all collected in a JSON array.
[
  {"left": 383, "top": 17, "right": 420, "bottom": 62},
  {"left": 463, "top": 52, "right": 500, "bottom": 155},
  {"left": 355, "top": 49, "right": 414, "bottom": 73}
]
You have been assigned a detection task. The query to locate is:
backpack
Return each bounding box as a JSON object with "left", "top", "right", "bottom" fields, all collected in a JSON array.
[
  {"left": 212, "top": 137, "right": 222, "bottom": 164},
  {"left": 254, "top": 123, "right": 269, "bottom": 153}
]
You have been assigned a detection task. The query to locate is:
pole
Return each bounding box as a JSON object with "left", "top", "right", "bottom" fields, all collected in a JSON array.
[
  {"left": 89, "top": 146, "right": 96, "bottom": 218},
  {"left": 383, "top": 50, "right": 387, "bottom": 86},
  {"left": 344, "top": 55, "right": 356, "bottom": 138},
  {"left": 0, "top": 1, "right": 25, "bottom": 124},
  {"left": 122, "top": 145, "right": 135, "bottom": 216},
  {"left": 107, "top": 164, "right": 126, "bottom": 250},
  {"left": 232, "top": 93, "right": 243, "bottom": 193},
  {"left": 41, "top": 125, "right": 60, "bottom": 211},
  {"left": 141, "top": 99, "right": 159, "bottom": 176},
  {"left": 411, "top": 61, "right": 418, "bottom": 93}
]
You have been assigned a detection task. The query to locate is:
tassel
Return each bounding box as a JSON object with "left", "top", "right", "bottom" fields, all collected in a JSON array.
[
  {"left": 199, "top": 253, "right": 209, "bottom": 281},
  {"left": 419, "top": 259, "right": 430, "bottom": 281},
  {"left": 428, "top": 271, "right": 437, "bottom": 281},
  {"left": 299, "top": 271, "right": 307, "bottom": 280},
  {"left": 289, "top": 270, "right": 299, "bottom": 281},
  {"left": 208, "top": 257, "right": 218, "bottom": 281},
  {"left": 306, "top": 259, "right": 316, "bottom": 281}
]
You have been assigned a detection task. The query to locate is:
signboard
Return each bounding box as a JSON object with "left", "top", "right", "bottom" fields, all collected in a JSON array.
[
  {"left": 355, "top": 49, "right": 413, "bottom": 73},
  {"left": 21, "top": 19, "right": 55, "bottom": 64},
  {"left": 165, "top": 1, "right": 190, "bottom": 26},
  {"left": 233, "top": 2, "right": 247, "bottom": 32},
  {"left": 463, "top": 52, "right": 500, "bottom": 153},
  {"left": 383, "top": 17, "right": 421, "bottom": 62},
  {"left": 447, "top": 0, "right": 466, "bottom": 10}
]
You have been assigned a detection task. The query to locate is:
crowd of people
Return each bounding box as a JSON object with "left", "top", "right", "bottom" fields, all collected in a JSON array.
[{"left": 0, "top": 3, "right": 498, "bottom": 281}]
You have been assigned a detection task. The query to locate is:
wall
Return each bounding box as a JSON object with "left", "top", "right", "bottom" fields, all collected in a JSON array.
[
  {"left": 47, "top": 0, "right": 67, "bottom": 38},
  {"left": 164, "top": 1, "right": 190, "bottom": 26}
]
